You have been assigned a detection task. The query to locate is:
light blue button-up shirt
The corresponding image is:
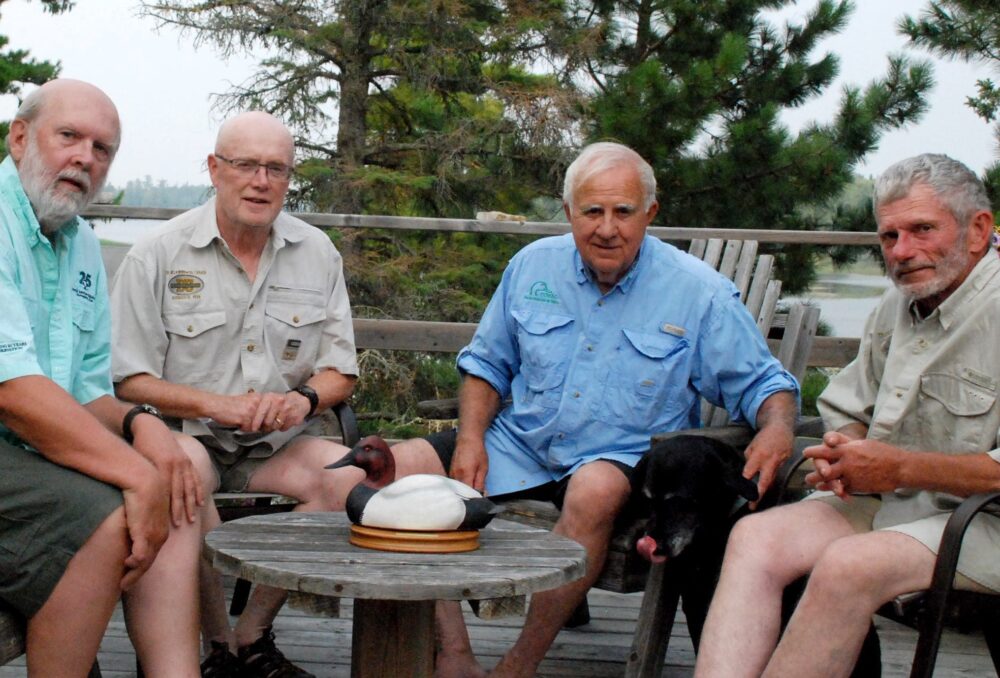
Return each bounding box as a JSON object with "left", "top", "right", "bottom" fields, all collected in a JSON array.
[
  {"left": 458, "top": 233, "right": 799, "bottom": 496},
  {"left": 0, "top": 156, "right": 113, "bottom": 446}
]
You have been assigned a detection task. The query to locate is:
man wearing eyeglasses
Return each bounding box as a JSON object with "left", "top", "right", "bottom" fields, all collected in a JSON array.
[{"left": 110, "top": 111, "right": 359, "bottom": 676}]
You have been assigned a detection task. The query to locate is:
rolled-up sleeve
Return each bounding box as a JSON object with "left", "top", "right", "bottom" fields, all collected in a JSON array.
[
  {"left": 456, "top": 263, "right": 519, "bottom": 399},
  {"left": 314, "top": 247, "right": 358, "bottom": 377},
  {"left": 0, "top": 249, "right": 43, "bottom": 384},
  {"left": 110, "top": 249, "right": 170, "bottom": 382},
  {"left": 694, "top": 288, "right": 799, "bottom": 426},
  {"left": 817, "top": 309, "right": 881, "bottom": 432}
]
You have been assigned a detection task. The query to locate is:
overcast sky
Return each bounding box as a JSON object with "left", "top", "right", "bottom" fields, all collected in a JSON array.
[{"left": 1, "top": 0, "right": 996, "bottom": 188}]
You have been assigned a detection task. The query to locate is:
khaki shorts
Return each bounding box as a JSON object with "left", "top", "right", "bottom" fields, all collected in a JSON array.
[
  {"left": 0, "top": 439, "right": 123, "bottom": 616},
  {"left": 809, "top": 493, "right": 994, "bottom": 593}
]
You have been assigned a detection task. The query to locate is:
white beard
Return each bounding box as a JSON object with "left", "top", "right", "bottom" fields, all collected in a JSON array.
[
  {"left": 18, "top": 134, "right": 96, "bottom": 233},
  {"left": 891, "top": 233, "right": 969, "bottom": 302}
]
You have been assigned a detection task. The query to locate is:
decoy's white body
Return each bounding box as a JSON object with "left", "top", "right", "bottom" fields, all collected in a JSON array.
[
  {"left": 326, "top": 435, "right": 501, "bottom": 531},
  {"left": 350, "top": 474, "right": 490, "bottom": 530}
]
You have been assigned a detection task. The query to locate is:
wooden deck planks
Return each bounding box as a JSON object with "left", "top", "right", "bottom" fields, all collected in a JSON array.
[{"left": 0, "top": 582, "right": 994, "bottom": 677}]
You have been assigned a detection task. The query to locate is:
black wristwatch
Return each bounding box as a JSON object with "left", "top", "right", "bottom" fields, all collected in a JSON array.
[
  {"left": 289, "top": 384, "right": 319, "bottom": 418},
  {"left": 122, "top": 403, "right": 164, "bottom": 444}
]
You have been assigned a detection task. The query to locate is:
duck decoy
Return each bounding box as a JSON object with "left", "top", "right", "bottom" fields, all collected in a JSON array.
[{"left": 326, "top": 435, "right": 502, "bottom": 531}]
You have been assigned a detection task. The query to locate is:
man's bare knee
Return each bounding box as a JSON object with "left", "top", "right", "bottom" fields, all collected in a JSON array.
[{"left": 391, "top": 438, "right": 446, "bottom": 478}]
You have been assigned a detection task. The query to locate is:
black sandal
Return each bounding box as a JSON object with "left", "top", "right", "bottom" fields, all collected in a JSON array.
[
  {"left": 238, "top": 626, "right": 315, "bottom": 678},
  {"left": 200, "top": 640, "right": 240, "bottom": 678}
]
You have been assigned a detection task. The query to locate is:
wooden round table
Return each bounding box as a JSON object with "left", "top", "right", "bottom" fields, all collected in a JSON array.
[{"left": 205, "top": 512, "right": 587, "bottom": 677}]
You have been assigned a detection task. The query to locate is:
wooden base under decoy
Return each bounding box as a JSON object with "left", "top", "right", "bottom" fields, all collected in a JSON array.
[{"left": 348, "top": 524, "right": 481, "bottom": 553}]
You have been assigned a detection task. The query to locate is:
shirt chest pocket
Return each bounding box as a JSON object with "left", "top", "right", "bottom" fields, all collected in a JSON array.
[
  {"left": 512, "top": 309, "right": 575, "bottom": 406},
  {"left": 598, "top": 328, "right": 689, "bottom": 427},
  {"left": 71, "top": 302, "right": 95, "bottom": 333},
  {"left": 918, "top": 372, "right": 998, "bottom": 450},
  {"left": 163, "top": 310, "right": 227, "bottom": 385},
  {"left": 264, "top": 290, "right": 327, "bottom": 383}
]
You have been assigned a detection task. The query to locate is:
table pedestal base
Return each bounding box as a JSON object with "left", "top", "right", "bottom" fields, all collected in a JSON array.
[{"left": 352, "top": 598, "right": 435, "bottom": 677}]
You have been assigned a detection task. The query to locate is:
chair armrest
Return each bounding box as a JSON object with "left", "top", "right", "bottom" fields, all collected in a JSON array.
[
  {"left": 332, "top": 401, "right": 360, "bottom": 447},
  {"left": 928, "top": 492, "right": 1000, "bottom": 596}
]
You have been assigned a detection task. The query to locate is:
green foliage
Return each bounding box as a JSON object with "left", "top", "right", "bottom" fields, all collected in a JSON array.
[
  {"left": 901, "top": 0, "right": 1000, "bottom": 200},
  {"left": 800, "top": 367, "right": 831, "bottom": 417},
  {"left": 583, "top": 0, "right": 933, "bottom": 292}
]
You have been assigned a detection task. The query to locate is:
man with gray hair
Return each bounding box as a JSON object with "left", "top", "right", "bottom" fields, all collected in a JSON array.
[
  {"left": 695, "top": 153, "right": 1000, "bottom": 678},
  {"left": 0, "top": 79, "right": 203, "bottom": 675},
  {"left": 391, "top": 141, "right": 799, "bottom": 677}
]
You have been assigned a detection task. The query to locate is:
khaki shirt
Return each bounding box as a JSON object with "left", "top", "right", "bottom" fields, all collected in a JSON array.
[
  {"left": 818, "top": 253, "right": 1000, "bottom": 590},
  {"left": 110, "top": 199, "right": 357, "bottom": 453}
]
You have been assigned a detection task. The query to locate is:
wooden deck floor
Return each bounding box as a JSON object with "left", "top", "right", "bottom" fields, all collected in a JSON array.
[{"left": 1, "top": 578, "right": 994, "bottom": 677}]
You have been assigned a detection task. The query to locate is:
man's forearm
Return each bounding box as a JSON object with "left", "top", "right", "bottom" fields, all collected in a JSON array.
[
  {"left": 456, "top": 374, "right": 502, "bottom": 442},
  {"left": 754, "top": 390, "right": 797, "bottom": 435},
  {"left": 115, "top": 372, "right": 218, "bottom": 420},
  {"left": 302, "top": 368, "right": 356, "bottom": 414},
  {"left": 0, "top": 376, "right": 157, "bottom": 491},
  {"left": 897, "top": 450, "right": 1000, "bottom": 496}
]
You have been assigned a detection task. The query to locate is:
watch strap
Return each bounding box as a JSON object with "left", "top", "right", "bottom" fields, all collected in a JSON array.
[
  {"left": 122, "top": 404, "right": 164, "bottom": 445},
  {"left": 290, "top": 384, "right": 319, "bottom": 418}
]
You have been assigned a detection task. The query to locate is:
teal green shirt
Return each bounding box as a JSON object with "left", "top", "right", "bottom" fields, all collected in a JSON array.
[{"left": 0, "top": 156, "right": 113, "bottom": 445}]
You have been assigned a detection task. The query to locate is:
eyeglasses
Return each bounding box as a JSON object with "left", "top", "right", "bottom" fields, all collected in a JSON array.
[{"left": 214, "top": 154, "right": 293, "bottom": 181}]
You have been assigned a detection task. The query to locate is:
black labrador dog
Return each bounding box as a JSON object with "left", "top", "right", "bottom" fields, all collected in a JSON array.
[
  {"left": 621, "top": 434, "right": 882, "bottom": 676},
  {"left": 619, "top": 434, "right": 757, "bottom": 648}
]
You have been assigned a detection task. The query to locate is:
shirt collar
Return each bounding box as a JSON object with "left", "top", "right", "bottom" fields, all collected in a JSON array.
[
  {"left": 0, "top": 155, "right": 79, "bottom": 246},
  {"left": 187, "top": 197, "right": 308, "bottom": 250},
  {"left": 908, "top": 253, "right": 1000, "bottom": 330},
  {"left": 574, "top": 236, "right": 647, "bottom": 294}
]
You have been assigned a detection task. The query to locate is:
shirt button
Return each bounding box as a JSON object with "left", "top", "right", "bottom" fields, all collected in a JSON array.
[
  {"left": 586, "top": 345, "right": 593, "bottom": 351},
  {"left": 247, "top": 388, "right": 255, "bottom": 393},
  {"left": 187, "top": 325, "right": 194, "bottom": 333},
  {"left": 896, "top": 391, "right": 903, "bottom": 398},
  {"left": 293, "top": 315, "right": 300, "bottom": 324},
  {"left": 247, "top": 344, "right": 256, "bottom": 352},
  {"left": 573, "top": 391, "right": 581, "bottom": 398},
  {"left": 558, "top": 433, "right": 565, "bottom": 439},
  {"left": 597, "top": 300, "right": 604, "bottom": 307}
]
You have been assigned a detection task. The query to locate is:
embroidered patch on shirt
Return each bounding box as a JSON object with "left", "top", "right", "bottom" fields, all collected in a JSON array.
[
  {"left": 168, "top": 274, "right": 205, "bottom": 298},
  {"left": 524, "top": 281, "right": 560, "bottom": 305},
  {"left": 661, "top": 323, "right": 686, "bottom": 337}
]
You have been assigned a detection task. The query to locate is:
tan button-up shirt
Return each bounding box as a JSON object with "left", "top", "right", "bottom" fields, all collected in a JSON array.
[
  {"left": 818, "top": 253, "right": 1000, "bottom": 588},
  {"left": 110, "top": 199, "right": 357, "bottom": 451}
]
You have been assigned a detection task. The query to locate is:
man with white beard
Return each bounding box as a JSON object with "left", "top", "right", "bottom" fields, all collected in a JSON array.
[
  {"left": 695, "top": 153, "right": 1000, "bottom": 678},
  {"left": 0, "top": 79, "right": 203, "bottom": 676}
]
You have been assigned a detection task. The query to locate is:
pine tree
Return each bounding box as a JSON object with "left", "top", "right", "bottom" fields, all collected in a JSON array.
[
  {"left": 573, "top": 0, "right": 933, "bottom": 289},
  {"left": 900, "top": 0, "right": 1000, "bottom": 206}
]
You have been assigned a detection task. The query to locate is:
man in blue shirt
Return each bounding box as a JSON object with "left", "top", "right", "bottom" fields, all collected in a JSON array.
[
  {"left": 0, "top": 79, "right": 203, "bottom": 674},
  {"left": 394, "top": 142, "right": 799, "bottom": 677}
]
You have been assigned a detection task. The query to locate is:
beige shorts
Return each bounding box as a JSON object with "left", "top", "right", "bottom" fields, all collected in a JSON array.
[{"left": 809, "top": 493, "right": 995, "bottom": 593}]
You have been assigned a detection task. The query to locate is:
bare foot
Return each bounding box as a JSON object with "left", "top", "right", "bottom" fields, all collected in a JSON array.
[{"left": 435, "top": 649, "right": 488, "bottom": 678}]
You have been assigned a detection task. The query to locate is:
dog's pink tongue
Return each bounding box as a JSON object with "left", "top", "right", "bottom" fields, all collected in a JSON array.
[{"left": 636, "top": 536, "right": 668, "bottom": 564}]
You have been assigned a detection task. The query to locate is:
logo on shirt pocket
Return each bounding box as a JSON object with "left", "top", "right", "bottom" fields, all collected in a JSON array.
[{"left": 168, "top": 274, "right": 204, "bottom": 297}]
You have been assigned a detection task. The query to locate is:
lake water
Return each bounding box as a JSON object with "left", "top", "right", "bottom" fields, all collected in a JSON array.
[{"left": 93, "top": 218, "right": 885, "bottom": 338}]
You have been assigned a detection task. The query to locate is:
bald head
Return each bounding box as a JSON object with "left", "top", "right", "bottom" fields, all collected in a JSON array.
[
  {"left": 214, "top": 111, "right": 293, "bottom": 165},
  {"left": 208, "top": 111, "right": 295, "bottom": 235},
  {"left": 12, "top": 79, "right": 120, "bottom": 151}
]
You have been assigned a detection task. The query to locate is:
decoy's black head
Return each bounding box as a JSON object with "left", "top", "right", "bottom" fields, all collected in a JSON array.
[{"left": 325, "top": 435, "right": 395, "bottom": 488}]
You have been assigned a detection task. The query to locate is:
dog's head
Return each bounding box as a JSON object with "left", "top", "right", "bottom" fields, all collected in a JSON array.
[{"left": 630, "top": 435, "right": 758, "bottom": 564}]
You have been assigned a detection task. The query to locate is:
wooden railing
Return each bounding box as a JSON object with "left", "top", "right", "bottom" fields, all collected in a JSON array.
[{"left": 86, "top": 205, "right": 873, "bottom": 369}]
